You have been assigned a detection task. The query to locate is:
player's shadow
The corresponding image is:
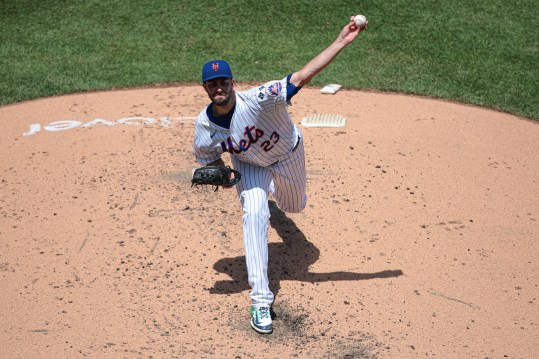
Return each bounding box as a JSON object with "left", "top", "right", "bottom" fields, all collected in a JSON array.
[{"left": 209, "top": 200, "right": 403, "bottom": 297}]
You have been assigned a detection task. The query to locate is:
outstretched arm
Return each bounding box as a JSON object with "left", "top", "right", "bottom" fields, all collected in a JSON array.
[{"left": 289, "top": 16, "right": 368, "bottom": 87}]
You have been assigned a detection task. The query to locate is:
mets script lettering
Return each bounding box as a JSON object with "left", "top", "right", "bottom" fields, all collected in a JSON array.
[{"left": 221, "top": 126, "right": 280, "bottom": 154}]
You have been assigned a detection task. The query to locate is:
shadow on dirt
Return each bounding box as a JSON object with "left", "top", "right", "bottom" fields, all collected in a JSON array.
[{"left": 210, "top": 200, "right": 403, "bottom": 297}]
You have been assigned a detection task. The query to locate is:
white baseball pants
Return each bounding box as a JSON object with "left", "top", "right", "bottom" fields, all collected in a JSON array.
[{"left": 231, "top": 139, "right": 307, "bottom": 307}]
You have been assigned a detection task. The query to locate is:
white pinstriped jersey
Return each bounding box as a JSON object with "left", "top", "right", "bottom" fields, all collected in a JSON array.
[{"left": 193, "top": 77, "right": 300, "bottom": 167}]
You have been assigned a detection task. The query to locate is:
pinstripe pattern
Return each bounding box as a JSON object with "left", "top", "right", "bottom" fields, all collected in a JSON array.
[
  {"left": 231, "top": 139, "right": 306, "bottom": 306},
  {"left": 193, "top": 78, "right": 299, "bottom": 167},
  {"left": 193, "top": 77, "right": 307, "bottom": 307}
]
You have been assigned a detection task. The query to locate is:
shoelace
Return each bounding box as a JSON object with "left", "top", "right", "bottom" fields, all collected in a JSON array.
[{"left": 258, "top": 307, "right": 270, "bottom": 319}]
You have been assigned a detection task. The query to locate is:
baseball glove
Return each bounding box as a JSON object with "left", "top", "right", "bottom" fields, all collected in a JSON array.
[{"left": 191, "top": 165, "right": 241, "bottom": 191}]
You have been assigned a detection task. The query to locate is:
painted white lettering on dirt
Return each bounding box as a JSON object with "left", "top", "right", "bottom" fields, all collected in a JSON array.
[
  {"left": 81, "top": 118, "right": 116, "bottom": 128},
  {"left": 117, "top": 117, "right": 157, "bottom": 125},
  {"left": 44, "top": 120, "right": 83, "bottom": 132},
  {"left": 22, "top": 116, "right": 196, "bottom": 136},
  {"left": 160, "top": 116, "right": 197, "bottom": 127},
  {"left": 23, "top": 124, "right": 41, "bottom": 136}
]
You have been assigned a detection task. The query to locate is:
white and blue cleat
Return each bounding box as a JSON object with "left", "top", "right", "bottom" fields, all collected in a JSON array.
[{"left": 250, "top": 306, "right": 273, "bottom": 334}]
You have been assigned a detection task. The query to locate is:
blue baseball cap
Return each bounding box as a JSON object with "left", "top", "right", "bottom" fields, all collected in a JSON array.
[{"left": 202, "top": 60, "right": 233, "bottom": 82}]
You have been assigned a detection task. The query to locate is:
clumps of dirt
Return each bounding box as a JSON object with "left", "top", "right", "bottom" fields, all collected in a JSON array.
[
  {"left": 270, "top": 300, "right": 310, "bottom": 337},
  {"left": 224, "top": 300, "right": 385, "bottom": 358},
  {"left": 273, "top": 302, "right": 385, "bottom": 358},
  {"left": 223, "top": 300, "right": 310, "bottom": 340},
  {"left": 329, "top": 334, "right": 384, "bottom": 359}
]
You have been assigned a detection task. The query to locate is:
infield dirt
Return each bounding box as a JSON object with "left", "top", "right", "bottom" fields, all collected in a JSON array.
[{"left": 0, "top": 84, "right": 537, "bottom": 358}]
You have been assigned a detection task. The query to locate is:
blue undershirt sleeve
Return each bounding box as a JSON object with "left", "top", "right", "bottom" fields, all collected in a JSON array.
[{"left": 286, "top": 73, "right": 303, "bottom": 102}]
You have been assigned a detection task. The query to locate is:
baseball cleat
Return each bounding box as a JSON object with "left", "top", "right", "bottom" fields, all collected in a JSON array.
[{"left": 250, "top": 306, "right": 273, "bottom": 334}]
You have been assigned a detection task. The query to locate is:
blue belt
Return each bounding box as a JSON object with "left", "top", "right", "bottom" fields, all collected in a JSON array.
[{"left": 291, "top": 135, "right": 301, "bottom": 152}]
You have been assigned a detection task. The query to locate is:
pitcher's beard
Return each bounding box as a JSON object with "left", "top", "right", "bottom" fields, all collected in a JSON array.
[{"left": 213, "top": 93, "right": 231, "bottom": 107}]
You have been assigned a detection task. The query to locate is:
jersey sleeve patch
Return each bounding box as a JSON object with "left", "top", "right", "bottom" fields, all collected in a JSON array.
[{"left": 265, "top": 81, "right": 282, "bottom": 97}]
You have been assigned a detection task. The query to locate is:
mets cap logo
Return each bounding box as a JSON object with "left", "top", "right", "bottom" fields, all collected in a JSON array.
[
  {"left": 212, "top": 63, "right": 219, "bottom": 71},
  {"left": 266, "top": 82, "right": 282, "bottom": 97}
]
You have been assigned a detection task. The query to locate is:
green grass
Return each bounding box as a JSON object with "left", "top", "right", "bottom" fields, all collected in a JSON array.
[{"left": 1, "top": 0, "right": 537, "bottom": 119}]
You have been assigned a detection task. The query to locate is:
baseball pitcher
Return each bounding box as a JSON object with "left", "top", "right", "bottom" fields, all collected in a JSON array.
[{"left": 193, "top": 16, "right": 368, "bottom": 334}]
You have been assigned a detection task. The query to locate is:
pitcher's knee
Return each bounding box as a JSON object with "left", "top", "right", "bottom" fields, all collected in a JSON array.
[{"left": 276, "top": 194, "right": 307, "bottom": 213}]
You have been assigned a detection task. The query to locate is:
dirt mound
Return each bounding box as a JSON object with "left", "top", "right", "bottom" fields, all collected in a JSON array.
[{"left": 0, "top": 85, "right": 537, "bottom": 358}]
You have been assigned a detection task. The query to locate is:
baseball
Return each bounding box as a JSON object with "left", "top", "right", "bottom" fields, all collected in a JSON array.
[{"left": 354, "top": 14, "right": 367, "bottom": 28}]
